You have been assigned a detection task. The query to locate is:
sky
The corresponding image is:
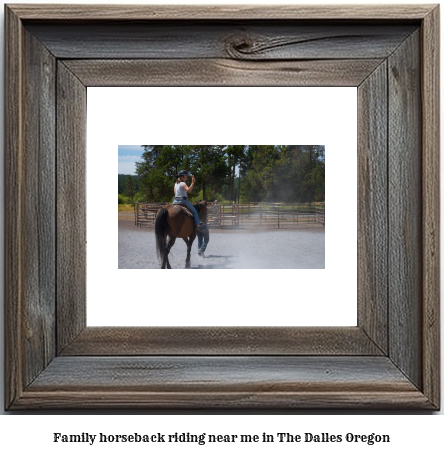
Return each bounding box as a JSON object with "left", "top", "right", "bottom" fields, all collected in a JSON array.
[{"left": 118, "top": 145, "right": 144, "bottom": 174}]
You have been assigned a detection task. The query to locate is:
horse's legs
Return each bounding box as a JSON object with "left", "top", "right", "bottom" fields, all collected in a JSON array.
[
  {"left": 184, "top": 233, "right": 196, "bottom": 268},
  {"left": 161, "top": 236, "right": 176, "bottom": 269},
  {"left": 183, "top": 238, "right": 190, "bottom": 268},
  {"left": 166, "top": 236, "right": 176, "bottom": 269},
  {"left": 161, "top": 251, "right": 167, "bottom": 269},
  {"left": 189, "top": 232, "right": 197, "bottom": 245}
]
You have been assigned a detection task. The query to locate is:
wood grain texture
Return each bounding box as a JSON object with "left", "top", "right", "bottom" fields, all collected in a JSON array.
[
  {"left": 28, "top": 356, "right": 418, "bottom": 391},
  {"left": 26, "top": 22, "right": 416, "bottom": 60},
  {"left": 7, "top": 4, "right": 435, "bottom": 20},
  {"left": 64, "top": 58, "right": 384, "bottom": 87},
  {"left": 61, "top": 327, "right": 382, "bottom": 356},
  {"left": 56, "top": 62, "right": 87, "bottom": 353},
  {"left": 4, "top": 4, "right": 24, "bottom": 410},
  {"left": 14, "top": 356, "right": 432, "bottom": 409},
  {"left": 15, "top": 390, "right": 433, "bottom": 410},
  {"left": 388, "top": 30, "right": 422, "bottom": 389},
  {"left": 421, "top": 6, "right": 440, "bottom": 409},
  {"left": 357, "top": 62, "right": 388, "bottom": 354},
  {"left": 21, "top": 28, "right": 57, "bottom": 387}
]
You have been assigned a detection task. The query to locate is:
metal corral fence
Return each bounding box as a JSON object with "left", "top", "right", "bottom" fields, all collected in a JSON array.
[
  {"left": 135, "top": 202, "right": 168, "bottom": 228},
  {"left": 135, "top": 202, "right": 325, "bottom": 229}
]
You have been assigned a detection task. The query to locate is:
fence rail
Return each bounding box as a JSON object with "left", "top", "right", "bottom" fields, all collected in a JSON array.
[{"left": 135, "top": 202, "right": 325, "bottom": 229}]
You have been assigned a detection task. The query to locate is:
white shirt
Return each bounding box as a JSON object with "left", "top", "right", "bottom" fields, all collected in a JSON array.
[{"left": 174, "top": 182, "right": 187, "bottom": 198}]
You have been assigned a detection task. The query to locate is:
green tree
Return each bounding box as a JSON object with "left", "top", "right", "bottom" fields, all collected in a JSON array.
[
  {"left": 240, "top": 145, "right": 280, "bottom": 201},
  {"left": 124, "top": 175, "right": 136, "bottom": 204},
  {"left": 239, "top": 145, "right": 325, "bottom": 203},
  {"left": 136, "top": 145, "right": 229, "bottom": 202},
  {"left": 225, "top": 145, "right": 246, "bottom": 201},
  {"left": 299, "top": 145, "right": 325, "bottom": 205},
  {"left": 133, "top": 145, "right": 325, "bottom": 204},
  {"left": 136, "top": 145, "right": 184, "bottom": 201},
  {"left": 189, "top": 145, "right": 229, "bottom": 201}
]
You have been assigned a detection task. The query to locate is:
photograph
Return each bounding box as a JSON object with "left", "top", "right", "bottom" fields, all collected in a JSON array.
[{"left": 118, "top": 145, "right": 325, "bottom": 269}]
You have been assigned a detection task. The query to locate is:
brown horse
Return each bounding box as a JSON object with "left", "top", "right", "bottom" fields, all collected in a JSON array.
[{"left": 155, "top": 201, "right": 208, "bottom": 268}]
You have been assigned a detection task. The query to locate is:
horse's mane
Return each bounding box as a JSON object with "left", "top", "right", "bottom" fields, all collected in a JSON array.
[
  {"left": 193, "top": 202, "right": 204, "bottom": 213},
  {"left": 193, "top": 202, "right": 208, "bottom": 222}
]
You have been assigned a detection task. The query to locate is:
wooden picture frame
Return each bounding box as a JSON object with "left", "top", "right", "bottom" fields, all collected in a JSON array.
[{"left": 5, "top": 4, "right": 440, "bottom": 409}]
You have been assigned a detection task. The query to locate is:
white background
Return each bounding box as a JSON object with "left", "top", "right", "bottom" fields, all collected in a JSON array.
[
  {"left": 0, "top": 0, "right": 442, "bottom": 450},
  {"left": 1, "top": 415, "right": 443, "bottom": 454},
  {"left": 87, "top": 87, "right": 357, "bottom": 326}
]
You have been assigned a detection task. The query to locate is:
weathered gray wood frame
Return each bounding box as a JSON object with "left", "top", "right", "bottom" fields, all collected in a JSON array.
[{"left": 5, "top": 5, "right": 440, "bottom": 409}]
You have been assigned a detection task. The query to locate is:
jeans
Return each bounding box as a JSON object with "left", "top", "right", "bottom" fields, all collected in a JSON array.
[
  {"left": 197, "top": 225, "right": 209, "bottom": 251},
  {"left": 173, "top": 198, "right": 200, "bottom": 225}
]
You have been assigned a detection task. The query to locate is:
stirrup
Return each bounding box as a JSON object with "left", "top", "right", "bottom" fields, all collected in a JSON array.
[{"left": 195, "top": 223, "right": 204, "bottom": 233}]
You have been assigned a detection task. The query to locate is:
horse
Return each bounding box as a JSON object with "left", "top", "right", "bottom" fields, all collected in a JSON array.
[{"left": 155, "top": 201, "right": 208, "bottom": 269}]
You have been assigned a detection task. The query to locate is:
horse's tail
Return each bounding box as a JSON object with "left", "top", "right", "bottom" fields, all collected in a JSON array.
[{"left": 155, "top": 208, "right": 169, "bottom": 261}]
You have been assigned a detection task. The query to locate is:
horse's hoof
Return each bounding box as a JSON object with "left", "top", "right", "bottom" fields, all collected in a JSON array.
[{"left": 185, "top": 263, "right": 191, "bottom": 269}]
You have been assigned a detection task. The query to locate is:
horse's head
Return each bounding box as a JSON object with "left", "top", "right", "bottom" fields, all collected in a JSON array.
[{"left": 194, "top": 200, "right": 208, "bottom": 222}]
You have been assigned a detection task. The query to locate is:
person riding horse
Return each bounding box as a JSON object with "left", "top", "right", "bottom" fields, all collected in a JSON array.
[
  {"left": 173, "top": 170, "right": 205, "bottom": 233},
  {"left": 155, "top": 172, "right": 208, "bottom": 268}
]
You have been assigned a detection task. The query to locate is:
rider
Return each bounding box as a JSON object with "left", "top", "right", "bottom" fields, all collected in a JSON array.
[{"left": 173, "top": 170, "right": 205, "bottom": 232}]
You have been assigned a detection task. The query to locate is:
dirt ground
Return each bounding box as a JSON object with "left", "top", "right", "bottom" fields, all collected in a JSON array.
[{"left": 118, "top": 218, "right": 325, "bottom": 269}]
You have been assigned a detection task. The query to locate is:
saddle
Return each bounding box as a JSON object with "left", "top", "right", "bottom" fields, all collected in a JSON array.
[{"left": 175, "top": 203, "right": 194, "bottom": 218}]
